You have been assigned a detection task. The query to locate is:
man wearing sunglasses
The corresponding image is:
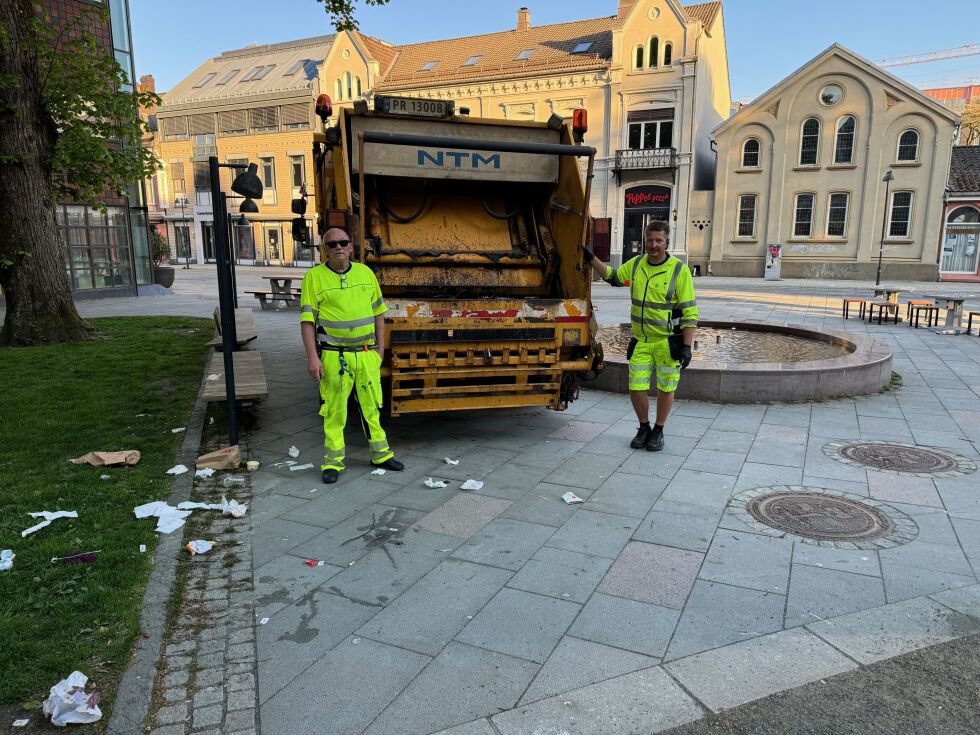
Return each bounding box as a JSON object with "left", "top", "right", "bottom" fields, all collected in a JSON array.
[{"left": 300, "top": 227, "right": 404, "bottom": 484}]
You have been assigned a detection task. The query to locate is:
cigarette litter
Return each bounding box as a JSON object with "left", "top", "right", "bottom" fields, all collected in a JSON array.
[
  {"left": 171, "top": 427, "right": 186, "bottom": 434},
  {"left": 195, "top": 467, "right": 215, "bottom": 478},
  {"left": 22, "top": 510, "right": 78, "bottom": 538},
  {"left": 424, "top": 478, "right": 449, "bottom": 488},
  {"left": 0, "top": 549, "right": 14, "bottom": 572},
  {"left": 288, "top": 446, "right": 300, "bottom": 458},
  {"left": 290, "top": 463, "right": 315, "bottom": 471},
  {"left": 70, "top": 450, "right": 140, "bottom": 467},
  {"left": 461, "top": 479, "right": 484, "bottom": 491},
  {"left": 443, "top": 457, "right": 460, "bottom": 465},
  {"left": 562, "top": 492, "right": 584, "bottom": 504},
  {"left": 370, "top": 468, "right": 386, "bottom": 475},
  {"left": 42, "top": 671, "right": 102, "bottom": 726},
  {"left": 347, "top": 560, "right": 356, "bottom": 566},
  {"left": 186, "top": 540, "right": 213, "bottom": 555},
  {"left": 166, "top": 464, "right": 189, "bottom": 476},
  {"left": 246, "top": 460, "right": 260, "bottom": 471}
]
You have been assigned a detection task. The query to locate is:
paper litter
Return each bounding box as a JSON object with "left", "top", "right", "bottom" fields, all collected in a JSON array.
[
  {"left": 12, "top": 719, "right": 28, "bottom": 727},
  {"left": 562, "top": 491, "right": 584, "bottom": 504},
  {"left": 22, "top": 511, "right": 78, "bottom": 538},
  {"left": 136, "top": 413, "right": 150, "bottom": 417},
  {"left": 186, "top": 540, "right": 213, "bottom": 555},
  {"left": 206, "top": 373, "right": 220, "bottom": 381},
  {"left": 171, "top": 427, "right": 186, "bottom": 434},
  {"left": 134, "top": 501, "right": 192, "bottom": 534},
  {"left": 99, "top": 474, "right": 111, "bottom": 481},
  {"left": 424, "top": 478, "right": 449, "bottom": 488},
  {"left": 195, "top": 467, "right": 215, "bottom": 479},
  {"left": 460, "top": 479, "right": 484, "bottom": 491},
  {"left": 139, "top": 544, "right": 147, "bottom": 553},
  {"left": 196, "top": 445, "right": 241, "bottom": 470},
  {"left": 42, "top": 671, "right": 102, "bottom": 727},
  {"left": 370, "top": 468, "right": 386, "bottom": 475},
  {"left": 443, "top": 457, "right": 460, "bottom": 465},
  {"left": 69, "top": 450, "right": 140, "bottom": 467},
  {"left": 165, "top": 464, "right": 189, "bottom": 476},
  {"left": 0, "top": 549, "right": 14, "bottom": 572},
  {"left": 290, "top": 463, "right": 315, "bottom": 471},
  {"left": 259, "top": 617, "right": 270, "bottom": 625},
  {"left": 176, "top": 496, "right": 247, "bottom": 518},
  {"left": 288, "top": 445, "right": 300, "bottom": 458}
]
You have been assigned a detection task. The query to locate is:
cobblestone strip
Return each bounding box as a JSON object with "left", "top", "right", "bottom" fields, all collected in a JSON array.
[{"left": 147, "top": 475, "right": 259, "bottom": 735}]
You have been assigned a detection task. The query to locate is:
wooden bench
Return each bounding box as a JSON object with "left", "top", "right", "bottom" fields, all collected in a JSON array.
[
  {"left": 245, "top": 289, "right": 301, "bottom": 310},
  {"left": 866, "top": 300, "right": 899, "bottom": 325},
  {"left": 202, "top": 351, "right": 268, "bottom": 402},
  {"left": 206, "top": 307, "right": 258, "bottom": 347}
]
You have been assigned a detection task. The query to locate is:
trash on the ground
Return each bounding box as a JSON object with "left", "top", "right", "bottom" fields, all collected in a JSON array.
[
  {"left": 424, "top": 478, "right": 449, "bottom": 488},
  {"left": 206, "top": 373, "right": 219, "bottom": 381},
  {"left": 352, "top": 638, "right": 360, "bottom": 644},
  {"left": 443, "top": 457, "right": 460, "bottom": 465},
  {"left": 51, "top": 550, "right": 100, "bottom": 565},
  {"left": 562, "top": 491, "right": 584, "bottom": 504},
  {"left": 134, "top": 501, "right": 192, "bottom": 534},
  {"left": 165, "top": 464, "right": 189, "bottom": 476},
  {"left": 288, "top": 445, "right": 300, "bottom": 458},
  {"left": 136, "top": 413, "right": 150, "bottom": 417},
  {"left": 139, "top": 544, "right": 146, "bottom": 553},
  {"left": 186, "top": 540, "right": 213, "bottom": 555},
  {"left": 69, "top": 450, "right": 140, "bottom": 467},
  {"left": 347, "top": 560, "right": 356, "bottom": 566},
  {"left": 196, "top": 445, "right": 241, "bottom": 470},
  {"left": 461, "top": 479, "right": 484, "bottom": 491},
  {"left": 171, "top": 427, "right": 186, "bottom": 434},
  {"left": 259, "top": 617, "right": 270, "bottom": 625},
  {"left": 99, "top": 474, "right": 111, "bottom": 481},
  {"left": 209, "top": 417, "right": 214, "bottom": 425},
  {"left": 12, "top": 719, "right": 29, "bottom": 727},
  {"left": 370, "top": 468, "right": 386, "bottom": 475},
  {"left": 177, "top": 496, "right": 247, "bottom": 518},
  {"left": 22, "top": 510, "right": 78, "bottom": 538},
  {"left": 246, "top": 460, "right": 260, "bottom": 471},
  {"left": 42, "top": 671, "right": 102, "bottom": 726},
  {"left": 195, "top": 467, "right": 215, "bottom": 479},
  {"left": 303, "top": 559, "right": 319, "bottom": 567},
  {"left": 290, "top": 463, "right": 315, "bottom": 471},
  {"left": 0, "top": 549, "right": 14, "bottom": 572},
  {"left": 221, "top": 475, "right": 245, "bottom": 488}
]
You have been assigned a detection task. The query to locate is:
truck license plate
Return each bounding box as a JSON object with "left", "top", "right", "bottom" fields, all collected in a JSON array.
[{"left": 376, "top": 96, "right": 454, "bottom": 118}]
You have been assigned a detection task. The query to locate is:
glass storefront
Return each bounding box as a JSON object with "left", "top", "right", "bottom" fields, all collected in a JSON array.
[
  {"left": 56, "top": 204, "right": 136, "bottom": 291},
  {"left": 622, "top": 185, "right": 671, "bottom": 261}
]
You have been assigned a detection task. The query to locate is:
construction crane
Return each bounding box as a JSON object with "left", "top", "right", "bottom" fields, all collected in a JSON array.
[{"left": 876, "top": 44, "right": 980, "bottom": 68}]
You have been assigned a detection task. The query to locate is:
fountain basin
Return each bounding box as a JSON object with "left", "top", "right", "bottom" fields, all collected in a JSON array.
[{"left": 589, "top": 321, "right": 893, "bottom": 403}]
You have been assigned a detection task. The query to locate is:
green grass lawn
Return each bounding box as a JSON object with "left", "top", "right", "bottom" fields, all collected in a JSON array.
[{"left": 0, "top": 316, "right": 212, "bottom": 711}]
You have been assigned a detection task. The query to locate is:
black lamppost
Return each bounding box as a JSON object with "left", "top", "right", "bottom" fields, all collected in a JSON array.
[
  {"left": 174, "top": 196, "right": 190, "bottom": 268},
  {"left": 875, "top": 170, "right": 895, "bottom": 288},
  {"left": 208, "top": 157, "right": 262, "bottom": 447}
]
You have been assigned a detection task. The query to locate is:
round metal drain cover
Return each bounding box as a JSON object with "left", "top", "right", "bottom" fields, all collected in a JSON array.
[
  {"left": 823, "top": 441, "right": 976, "bottom": 477},
  {"left": 747, "top": 492, "right": 891, "bottom": 541},
  {"left": 729, "top": 486, "right": 918, "bottom": 549}
]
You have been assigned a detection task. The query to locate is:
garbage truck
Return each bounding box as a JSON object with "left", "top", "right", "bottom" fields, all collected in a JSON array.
[{"left": 304, "top": 94, "right": 603, "bottom": 416}]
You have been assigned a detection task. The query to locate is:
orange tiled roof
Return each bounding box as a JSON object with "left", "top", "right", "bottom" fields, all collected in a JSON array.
[
  {"left": 355, "top": 32, "right": 399, "bottom": 76},
  {"left": 684, "top": 1, "right": 721, "bottom": 29}
]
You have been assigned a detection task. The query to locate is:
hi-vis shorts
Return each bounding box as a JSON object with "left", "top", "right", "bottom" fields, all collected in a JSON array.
[{"left": 628, "top": 338, "right": 681, "bottom": 393}]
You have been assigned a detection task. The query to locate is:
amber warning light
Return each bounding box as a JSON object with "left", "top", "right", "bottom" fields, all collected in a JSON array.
[
  {"left": 315, "top": 94, "right": 333, "bottom": 121},
  {"left": 572, "top": 108, "right": 588, "bottom": 142}
]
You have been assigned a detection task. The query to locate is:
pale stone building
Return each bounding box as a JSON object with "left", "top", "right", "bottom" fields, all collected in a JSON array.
[{"left": 705, "top": 44, "right": 958, "bottom": 280}]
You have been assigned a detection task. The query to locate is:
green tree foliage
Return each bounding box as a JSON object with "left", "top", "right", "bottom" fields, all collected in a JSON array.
[{"left": 315, "top": 0, "right": 392, "bottom": 31}]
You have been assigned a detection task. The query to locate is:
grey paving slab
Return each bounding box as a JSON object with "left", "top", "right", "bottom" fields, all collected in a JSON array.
[
  {"left": 430, "top": 721, "right": 496, "bottom": 735},
  {"left": 935, "top": 477, "right": 980, "bottom": 521},
  {"left": 802, "top": 439, "right": 869, "bottom": 483},
  {"left": 289, "top": 505, "right": 427, "bottom": 566},
  {"left": 660, "top": 469, "right": 737, "bottom": 509},
  {"left": 518, "top": 636, "right": 660, "bottom": 705},
  {"left": 567, "top": 592, "right": 679, "bottom": 658},
  {"left": 700, "top": 529, "right": 793, "bottom": 594},
  {"left": 435, "top": 447, "right": 518, "bottom": 481},
  {"left": 880, "top": 559, "right": 976, "bottom": 602},
  {"left": 880, "top": 539, "right": 975, "bottom": 578},
  {"left": 252, "top": 518, "right": 326, "bottom": 569},
  {"left": 867, "top": 471, "right": 943, "bottom": 507},
  {"left": 471, "top": 460, "right": 554, "bottom": 496},
  {"left": 548, "top": 420, "right": 611, "bottom": 443},
  {"left": 791, "top": 543, "right": 881, "bottom": 577},
  {"left": 806, "top": 595, "right": 980, "bottom": 664},
  {"left": 509, "top": 438, "right": 585, "bottom": 470},
  {"left": 665, "top": 627, "right": 856, "bottom": 712},
  {"left": 619, "top": 449, "right": 686, "bottom": 479},
  {"left": 732, "top": 461, "right": 804, "bottom": 492},
  {"left": 762, "top": 405, "right": 812, "bottom": 428},
  {"left": 710, "top": 406, "right": 766, "bottom": 433},
  {"left": 249, "top": 493, "right": 306, "bottom": 525},
  {"left": 580, "top": 432, "right": 641, "bottom": 462},
  {"left": 784, "top": 564, "right": 887, "bottom": 627},
  {"left": 543, "top": 452, "right": 626, "bottom": 491},
  {"left": 362, "top": 642, "right": 538, "bottom": 735},
  {"left": 671, "top": 402, "right": 722, "bottom": 420},
  {"left": 681, "top": 448, "right": 747, "bottom": 476},
  {"left": 494, "top": 666, "right": 703, "bottom": 735},
  {"left": 253, "top": 553, "right": 343, "bottom": 618},
  {"left": 507, "top": 546, "right": 612, "bottom": 603},
  {"left": 546, "top": 509, "right": 641, "bottom": 560},
  {"left": 658, "top": 414, "right": 714, "bottom": 439},
  {"left": 633, "top": 500, "right": 723, "bottom": 552},
  {"left": 451, "top": 518, "right": 555, "bottom": 571},
  {"left": 664, "top": 580, "right": 785, "bottom": 661},
  {"left": 416, "top": 493, "right": 512, "bottom": 539},
  {"left": 356, "top": 559, "right": 511, "bottom": 656},
  {"left": 930, "top": 583, "right": 980, "bottom": 616},
  {"left": 696, "top": 429, "right": 757, "bottom": 454},
  {"left": 499, "top": 485, "right": 579, "bottom": 526},
  {"left": 745, "top": 424, "right": 807, "bottom": 468},
  {"left": 585, "top": 470, "right": 668, "bottom": 518},
  {"left": 260, "top": 636, "right": 430, "bottom": 735},
  {"left": 598, "top": 541, "right": 703, "bottom": 609},
  {"left": 380, "top": 481, "right": 459, "bottom": 512},
  {"left": 277, "top": 478, "right": 395, "bottom": 528}
]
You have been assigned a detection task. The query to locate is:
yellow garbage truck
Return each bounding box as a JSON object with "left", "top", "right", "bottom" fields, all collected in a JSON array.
[{"left": 307, "top": 94, "right": 603, "bottom": 415}]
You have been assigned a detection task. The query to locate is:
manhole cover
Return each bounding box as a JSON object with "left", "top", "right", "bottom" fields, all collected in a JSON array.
[
  {"left": 728, "top": 486, "right": 919, "bottom": 549},
  {"left": 823, "top": 441, "right": 976, "bottom": 477}
]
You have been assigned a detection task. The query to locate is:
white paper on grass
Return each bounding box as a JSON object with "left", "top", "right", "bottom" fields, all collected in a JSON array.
[
  {"left": 176, "top": 496, "right": 247, "bottom": 518},
  {"left": 133, "top": 501, "right": 192, "bottom": 534},
  {"left": 42, "top": 671, "right": 102, "bottom": 726},
  {"left": 424, "top": 478, "right": 448, "bottom": 488},
  {"left": 288, "top": 446, "right": 300, "bottom": 458},
  {"left": 290, "top": 463, "right": 315, "bottom": 471},
  {"left": 166, "top": 464, "right": 189, "bottom": 475},
  {"left": 0, "top": 549, "right": 14, "bottom": 572},
  {"left": 370, "top": 468, "right": 386, "bottom": 475},
  {"left": 22, "top": 511, "right": 78, "bottom": 538},
  {"left": 171, "top": 427, "right": 186, "bottom": 434},
  {"left": 186, "top": 539, "right": 213, "bottom": 555},
  {"left": 195, "top": 467, "right": 215, "bottom": 478},
  {"left": 443, "top": 457, "right": 460, "bottom": 465},
  {"left": 562, "top": 491, "right": 584, "bottom": 504},
  {"left": 460, "top": 479, "right": 484, "bottom": 491}
]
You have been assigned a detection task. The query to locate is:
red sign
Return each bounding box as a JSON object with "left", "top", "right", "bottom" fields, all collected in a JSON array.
[{"left": 624, "top": 186, "right": 671, "bottom": 209}]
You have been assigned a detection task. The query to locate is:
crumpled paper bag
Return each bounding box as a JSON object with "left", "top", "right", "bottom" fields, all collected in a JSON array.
[
  {"left": 196, "top": 445, "right": 241, "bottom": 470},
  {"left": 43, "top": 671, "right": 102, "bottom": 726},
  {"left": 69, "top": 450, "right": 140, "bottom": 467}
]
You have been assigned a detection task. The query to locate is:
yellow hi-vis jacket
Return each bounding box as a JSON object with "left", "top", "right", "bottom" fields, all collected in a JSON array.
[
  {"left": 299, "top": 262, "right": 387, "bottom": 348},
  {"left": 604, "top": 255, "right": 699, "bottom": 341}
]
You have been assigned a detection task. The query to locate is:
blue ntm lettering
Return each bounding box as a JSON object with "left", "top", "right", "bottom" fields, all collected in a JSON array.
[
  {"left": 472, "top": 153, "right": 500, "bottom": 169},
  {"left": 418, "top": 150, "right": 444, "bottom": 166},
  {"left": 417, "top": 150, "right": 502, "bottom": 169}
]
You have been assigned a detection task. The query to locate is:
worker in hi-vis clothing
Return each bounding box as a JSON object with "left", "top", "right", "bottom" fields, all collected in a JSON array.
[
  {"left": 300, "top": 227, "right": 404, "bottom": 484},
  {"left": 583, "top": 220, "right": 698, "bottom": 451}
]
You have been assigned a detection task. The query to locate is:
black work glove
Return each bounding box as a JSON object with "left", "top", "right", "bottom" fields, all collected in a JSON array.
[
  {"left": 582, "top": 245, "right": 596, "bottom": 263},
  {"left": 679, "top": 344, "right": 692, "bottom": 369}
]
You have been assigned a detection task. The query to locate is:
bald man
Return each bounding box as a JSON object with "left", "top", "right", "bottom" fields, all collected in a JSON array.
[{"left": 300, "top": 228, "right": 403, "bottom": 484}]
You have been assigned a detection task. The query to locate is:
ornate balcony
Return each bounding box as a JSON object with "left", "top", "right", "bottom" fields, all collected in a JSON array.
[{"left": 613, "top": 147, "right": 677, "bottom": 181}]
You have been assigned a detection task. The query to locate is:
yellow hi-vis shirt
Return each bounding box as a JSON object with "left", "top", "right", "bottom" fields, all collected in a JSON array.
[
  {"left": 299, "top": 262, "right": 387, "bottom": 347},
  {"left": 604, "top": 254, "right": 699, "bottom": 341}
]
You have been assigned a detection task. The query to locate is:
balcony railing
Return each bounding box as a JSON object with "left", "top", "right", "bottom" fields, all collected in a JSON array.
[{"left": 615, "top": 147, "right": 677, "bottom": 172}]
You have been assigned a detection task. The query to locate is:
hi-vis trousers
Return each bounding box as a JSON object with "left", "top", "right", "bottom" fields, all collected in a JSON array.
[{"left": 319, "top": 348, "right": 393, "bottom": 471}]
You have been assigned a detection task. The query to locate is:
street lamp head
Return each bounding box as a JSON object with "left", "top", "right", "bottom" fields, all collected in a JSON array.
[
  {"left": 231, "top": 162, "right": 263, "bottom": 199},
  {"left": 883, "top": 170, "right": 894, "bottom": 183},
  {"left": 239, "top": 197, "right": 259, "bottom": 214}
]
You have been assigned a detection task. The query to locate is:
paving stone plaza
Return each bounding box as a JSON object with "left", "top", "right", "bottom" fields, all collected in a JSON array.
[{"left": 56, "top": 267, "right": 980, "bottom": 735}]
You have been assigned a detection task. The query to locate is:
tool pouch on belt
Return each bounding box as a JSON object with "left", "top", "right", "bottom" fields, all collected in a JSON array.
[
  {"left": 626, "top": 337, "right": 638, "bottom": 361},
  {"left": 665, "top": 260, "right": 686, "bottom": 362}
]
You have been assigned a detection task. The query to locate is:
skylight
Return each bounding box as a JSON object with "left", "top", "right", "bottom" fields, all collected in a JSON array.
[
  {"left": 419, "top": 60, "right": 439, "bottom": 72},
  {"left": 284, "top": 59, "right": 310, "bottom": 76},
  {"left": 193, "top": 73, "right": 216, "bottom": 88},
  {"left": 515, "top": 49, "right": 535, "bottom": 60},
  {"left": 462, "top": 55, "right": 482, "bottom": 66},
  {"left": 252, "top": 64, "right": 276, "bottom": 80},
  {"left": 572, "top": 42, "right": 593, "bottom": 54},
  {"left": 240, "top": 66, "right": 263, "bottom": 82},
  {"left": 216, "top": 69, "right": 239, "bottom": 85}
]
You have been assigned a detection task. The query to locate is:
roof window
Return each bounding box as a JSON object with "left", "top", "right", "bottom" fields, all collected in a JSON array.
[
  {"left": 216, "top": 69, "right": 240, "bottom": 85},
  {"left": 193, "top": 73, "right": 216, "bottom": 88},
  {"left": 252, "top": 64, "right": 276, "bottom": 80},
  {"left": 462, "top": 55, "right": 482, "bottom": 66},
  {"left": 572, "top": 42, "right": 593, "bottom": 53},
  {"left": 285, "top": 59, "right": 310, "bottom": 76},
  {"left": 515, "top": 49, "right": 535, "bottom": 60},
  {"left": 419, "top": 60, "right": 439, "bottom": 71},
  {"left": 240, "top": 66, "right": 263, "bottom": 82}
]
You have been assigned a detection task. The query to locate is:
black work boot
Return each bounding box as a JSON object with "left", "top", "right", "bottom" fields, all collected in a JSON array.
[
  {"left": 646, "top": 425, "right": 665, "bottom": 452},
  {"left": 322, "top": 468, "right": 340, "bottom": 484},
  {"left": 630, "top": 425, "right": 653, "bottom": 449},
  {"left": 374, "top": 457, "right": 404, "bottom": 472}
]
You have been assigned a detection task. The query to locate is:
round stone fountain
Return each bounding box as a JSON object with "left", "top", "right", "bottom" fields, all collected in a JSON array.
[{"left": 590, "top": 321, "right": 893, "bottom": 403}]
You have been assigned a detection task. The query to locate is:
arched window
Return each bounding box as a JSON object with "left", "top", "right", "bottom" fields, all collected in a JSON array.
[
  {"left": 335, "top": 79, "right": 342, "bottom": 99},
  {"left": 649, "top": 37, "right": 659, "bottom": 68},
  {"left": 355, "top": 76, "right": 362, "bottom": 97},
  {"left": 897, "top": 130, "right": 919, "bottom": 162},
  {"left": 799, "top": 117, "right": 820, "bottom": 166},
  {"left": 833, "top": 115, "right": 855, "bottom": 164},
  {"left": 948, "top": 206, "right": 980, "bottom": 224},
  {"left": 635, "top": 45, "right": 644, "bottom": 69},
  {"left": 344, "top": 71, "right": 352, "bottom": 99},
  {"left": 741, "top": 138, "right": 760, "bottom": 168},
  {"left": 942, "top": 206, "right": 980, "bottom": 272},
  {"left": 663, "top": 42, "right": 672, "bottom": 65}
]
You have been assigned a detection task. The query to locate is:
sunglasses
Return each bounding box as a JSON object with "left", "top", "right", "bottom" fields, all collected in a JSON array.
[{"left": 325, "top": 239, "right": 350, "bottom": 248}]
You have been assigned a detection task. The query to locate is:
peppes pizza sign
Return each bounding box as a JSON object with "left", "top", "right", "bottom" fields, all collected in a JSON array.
[{"left": 624, "top": 185, "right": 671, "bottom": 209}]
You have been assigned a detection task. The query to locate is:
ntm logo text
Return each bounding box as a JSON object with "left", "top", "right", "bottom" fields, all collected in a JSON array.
[{"left": 417, "top": 150, "right": 501, "bottom": 169}]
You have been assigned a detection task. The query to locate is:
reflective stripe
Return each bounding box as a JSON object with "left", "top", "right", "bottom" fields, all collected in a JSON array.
[
  {"left": 372, "top": 297, "right": 385, "bottom": 310},
  {"left": 318, "top": 332, "right": 376, "bottom": 346},
  {"left": 301, "top": 305, "right": 314, "bottom": 313},
  {"left": 631, "top": 298, "right": 672, "bottom": 310},
  {"left": 631, "top": 316, "right": 671, "bottom": 327},
  {"left": 369, "top": 439, "right": 389, "bottom": 451},
  {"left": 319, "top": 315, "right": 375, "bottom": 329},
  {"left": 675, "top": 299, "right": 697, "bottom": 309},
  {"left": 665, "top": 261, "right": 683, "bottom": 303},
  {"left": 679, "top": 319, "right": 699, "bottom": 328},
  {"left": 604, "top": 265, "right": 625, "bottom": 287}
]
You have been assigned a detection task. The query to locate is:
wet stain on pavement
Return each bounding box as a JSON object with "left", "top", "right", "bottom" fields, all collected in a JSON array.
[{"left": 278, "top": 591, "right": 320, "bottom": 644}]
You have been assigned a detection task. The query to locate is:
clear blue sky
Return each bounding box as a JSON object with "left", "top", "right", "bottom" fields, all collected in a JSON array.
[{"left": 131, "top": 0, "right": 980, "bottom": 100}]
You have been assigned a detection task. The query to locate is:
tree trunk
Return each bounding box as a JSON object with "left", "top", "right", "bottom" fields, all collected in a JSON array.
[{"left": 0, "top": 0, "right": 95, "bottom": 346}]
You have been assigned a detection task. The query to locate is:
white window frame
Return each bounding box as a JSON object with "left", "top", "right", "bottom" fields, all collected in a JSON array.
[
  {"left": 515, "top": 49, "right": 534, "bottom": 61},
  {"left": 833, "top": 115, "right": 856, "bottom": 164},
  {"left": 260, "top": 157, "right": 275, "bottom": 190},
  {"left": 741, "top": 138, "right": 760, "bottom": 168},
  {"left": 825, "top": 192, "right": 849, "bottom": 238},
  {"left": 793, "top": 192, "right": 815, "bottom": 238},
  {"left": 572, "top": 42, "right": 592, "bottom": 54},
  {"left": 290, "top": 155, "right": 306, "bottom": 191},
  {"left": 887, "top": 191, "right": 914, "bottom": 239},
  {"left": 799, "top": 117, "right": 820, "bottom": 166},
  {"left": 462, "top": 55, "right": 481, "bottom": 66},
  {"left": 419, "top": 60, "right": 438, "bottom": 71},
  {"left": 627, "top": 119, "right": 674, "bottom": 150},
  {"left": 736, "top": 194, "right": 757, "bottom": 238},
  {"left": 896, "top": 129, "right": 920, "bottom": 162}
]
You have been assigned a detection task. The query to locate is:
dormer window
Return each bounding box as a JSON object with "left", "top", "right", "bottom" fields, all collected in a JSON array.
[
  {"left": 572, "top": 42, "right": 593, "bottom": 54},
  {"left": 462, "top": 55, "right": 482, "bottom": 66},
  {"left": 419, "top": 60, "right": 438, "bottom": 71},
  {"left": 515, "top": 49, "right": 535, "bottom": 60},
  {"left": 193, "top": 73, "right": 216, "bottom": 88}
]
